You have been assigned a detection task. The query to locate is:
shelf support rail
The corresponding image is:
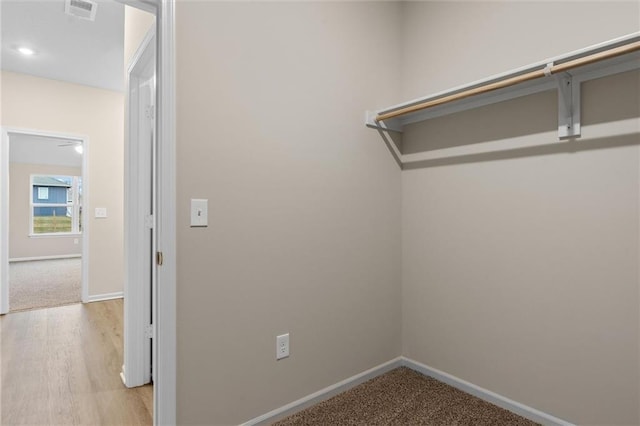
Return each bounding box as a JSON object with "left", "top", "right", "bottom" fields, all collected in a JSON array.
[
  {"left": 368, "top": 38, "right": 640, "bottom": 138},
  {"left": 556, "top": 72, "right": 580, "bottom": 138}
]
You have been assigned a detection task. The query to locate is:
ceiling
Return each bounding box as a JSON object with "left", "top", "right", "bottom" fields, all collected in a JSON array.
[
  {"left": 10, "top": 134, "right": 83, "bottom": 168},
  {"left": 1, "top": 0, "right": 124, "bottom": 92}
]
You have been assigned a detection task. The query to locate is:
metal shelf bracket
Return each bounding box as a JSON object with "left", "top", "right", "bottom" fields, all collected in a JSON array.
[{"left": 556, "top": 73, "right": 581, "bottom": 139}]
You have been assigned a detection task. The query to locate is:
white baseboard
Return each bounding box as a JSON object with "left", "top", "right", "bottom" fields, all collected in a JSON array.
[
  {"left": 87, "top": 291, "right": 123, "bottom": 303},
  {"left": 240, "top": 357, "right": 404, "bottom": 426},
  {"left": 241, "top": 355, "right": 574, "bottom": 426},
  {"left": 9, "top": 254, "right": 81, "bottom": 262},
  {"left": 400, "top": 357, "right": 574, "bottom": 426}
]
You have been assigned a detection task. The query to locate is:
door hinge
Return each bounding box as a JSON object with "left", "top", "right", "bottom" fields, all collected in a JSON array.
[
  {"left": 144, "top": 324, "right": 155, "bottom": 339},
  {"left": 156, "top": 251, "right": 163, "bottom": 266},
  {"left": 145, "top": 214, "right": 154, "bottom": 229}
]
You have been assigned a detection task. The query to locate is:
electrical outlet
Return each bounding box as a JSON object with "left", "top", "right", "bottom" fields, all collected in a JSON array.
[
  {"left": 276, "top": 333, "right": 289, "bottom": 360},
  {"left": 95, "top": 207, "right": 107, "bottom": 218}
]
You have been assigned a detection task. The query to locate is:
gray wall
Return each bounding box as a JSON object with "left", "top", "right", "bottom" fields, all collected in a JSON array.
[
  {"left": 400, "top": 2, "right": 640, "bottom": 424},
  {"left": 175, "top": 1, "right": 640, "bottom": 424},
  {"left": 176, "top": 2, "right": 402, "bottom": 424}
]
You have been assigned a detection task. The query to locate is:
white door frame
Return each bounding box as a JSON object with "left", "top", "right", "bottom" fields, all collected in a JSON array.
[
  {"left": 155, "top": 1, "right": 176, "bottom": 423},
  {"left": 116, "top": 0, "right": 176, "bottom": 424},
  {"left": 0, "top": 128, "right": 90, "bottom": 314},
  {"left": 123, "top": 26, "right": 155, "bottom": 388}
]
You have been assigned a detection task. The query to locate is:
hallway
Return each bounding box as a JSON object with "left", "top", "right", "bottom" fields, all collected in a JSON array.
[{"left": 1, "top": 300, "right": 152, "bottom": 425}]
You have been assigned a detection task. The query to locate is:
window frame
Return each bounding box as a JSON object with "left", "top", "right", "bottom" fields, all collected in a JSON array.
[{"left": 29, "top": 174, "right": 82, "bottom": 237}]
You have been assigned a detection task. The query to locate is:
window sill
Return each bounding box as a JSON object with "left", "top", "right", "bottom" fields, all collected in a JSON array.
[{"left": 29, "top": 233, "right": 82, "bottom": 238}]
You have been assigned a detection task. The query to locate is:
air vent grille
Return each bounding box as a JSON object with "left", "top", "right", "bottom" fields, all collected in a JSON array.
[{"left": 65, "top": 0, "right": 98, "bottom": 21}]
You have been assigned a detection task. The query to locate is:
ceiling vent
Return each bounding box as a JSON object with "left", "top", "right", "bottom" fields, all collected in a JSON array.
[{"left": 65, "top": 0, "right": 98, "bottom": 21}]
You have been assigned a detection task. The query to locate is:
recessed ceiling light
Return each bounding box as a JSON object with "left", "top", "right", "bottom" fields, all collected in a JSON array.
[{"left": 17, "top": 47, "right": 35, "bottom": 56}]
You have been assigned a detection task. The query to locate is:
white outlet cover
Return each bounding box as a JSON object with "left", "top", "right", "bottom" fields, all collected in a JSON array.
[{"left": 276, "top": 333, "right": 289, "bottom": 360}]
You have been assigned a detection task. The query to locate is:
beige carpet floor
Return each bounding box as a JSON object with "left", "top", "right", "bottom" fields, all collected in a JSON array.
[
  {"left": 273, "top": 367, "right": 539, "bottom": 426},
  {"left": 9, "top": 258, "right": 82, "bottom": 312}
]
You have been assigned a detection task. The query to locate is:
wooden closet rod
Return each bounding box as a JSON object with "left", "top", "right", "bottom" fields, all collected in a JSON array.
[{"left": 376, "top": 40, "right": 640, "bottom": 123}]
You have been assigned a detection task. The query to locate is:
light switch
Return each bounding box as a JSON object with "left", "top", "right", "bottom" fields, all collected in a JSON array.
[
  {"left": 95, "top": 207, "right": 107, "bottom": 218},
  {"left": 190, "top": 199, "right": 208, "bottom": 227}
]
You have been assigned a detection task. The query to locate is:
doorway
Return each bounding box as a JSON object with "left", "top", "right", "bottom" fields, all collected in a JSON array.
[
  {"left": 1, "top": 129, "right": 89, "bottom": 314},
  {"left": 1, "top": 0, "right": 175, "bottom": 423}
]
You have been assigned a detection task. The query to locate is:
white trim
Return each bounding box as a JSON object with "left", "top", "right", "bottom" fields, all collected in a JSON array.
[
  {"left": 240, "top": 356, "right": 574, "bottom": 426},
  {"left": 0, "top": 127, "right": 90, "bottom": 313},
  {"left": 114, "top": 0, "right": 176, "bottom": 423},
  {"left": 111, "top": 0, "right": 176, "bottom": 425},
  {"left": 1, "top": 129, "right": 9, "bottom": 314},
  {"left": 81, "top": 133, "right": 90, "bottom": 304},
  {"left": 118, "top": 0, "right": 156, "bottom": 14},
  {"left": 124, "top": 25, "right": 156, "bottom": 389},
  {"left": 241, "top": 358, "right": 404, "bottom": 426},
  {"left": 127, "top": 25, "right": 156, "bottom": 75},
  {"left": 155, "top": 1, "right": 177, "bottom": 424},
  {"left": 27, "top": 233, "right": 82, "bottom": 238},
  {"left": 87, "top": 291, "right": 123, "bottom": 303},
  {"left": 10, "top": 254, "right": 81, "bottom": 262},
  {"left": 400, "top": 357, "right": 575, "bottom": 426}
]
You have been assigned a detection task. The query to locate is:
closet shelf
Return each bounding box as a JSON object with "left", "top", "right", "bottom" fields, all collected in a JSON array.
[{"left": 366, "top": 32, "right": 640, "bottom": 139}]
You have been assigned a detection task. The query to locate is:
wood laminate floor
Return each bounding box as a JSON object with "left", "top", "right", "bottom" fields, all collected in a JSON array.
[{"left": 1, "top": 299, "right": 153, "bottom": 425}]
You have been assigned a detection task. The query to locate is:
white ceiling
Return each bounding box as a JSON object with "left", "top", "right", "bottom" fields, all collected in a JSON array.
[
  {"left": 1, "top": 0, "right": 124, "bottom": 92},
  {"left": 10, "top": 134, "right": 83, "bottom": 168}
]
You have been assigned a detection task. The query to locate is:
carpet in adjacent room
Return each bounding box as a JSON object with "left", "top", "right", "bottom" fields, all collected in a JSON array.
[
  {"left": 9, "top": 258, "right": 81, "bottom": 312},
  {"left": 272, "top": 367, "right": 538, "bottom": 426}
]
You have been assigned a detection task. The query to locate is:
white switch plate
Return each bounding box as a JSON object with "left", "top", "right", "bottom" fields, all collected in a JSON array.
[
  {"left": 95, "top": 207, "right": 107, "bottom": 218},
  {"left": 190, "top": 199, "right": 208, "bottom": 227},
  {"left": 276, "top": 333, "right": 289, "bottom": 360}
]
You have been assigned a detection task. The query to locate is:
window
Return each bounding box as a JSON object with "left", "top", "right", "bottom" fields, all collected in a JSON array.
[
  {"left": 30, "top": 175, "right": 82, "bottom": 235},
  {"left": 37, "top": 187, "right": 49, "bottom": 200}
]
